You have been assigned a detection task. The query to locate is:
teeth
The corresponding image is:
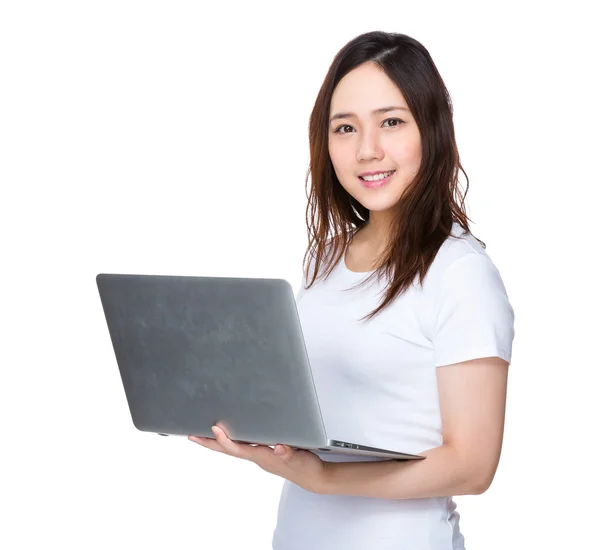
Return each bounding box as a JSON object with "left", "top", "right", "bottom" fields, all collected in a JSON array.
[{"left": 361, "top": 170, "right": 394, "bottom": 182}]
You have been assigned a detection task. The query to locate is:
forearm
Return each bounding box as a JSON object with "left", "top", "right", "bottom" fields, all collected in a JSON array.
[{"left": 320, "top": 443, "right": 490, "bottom": 499}]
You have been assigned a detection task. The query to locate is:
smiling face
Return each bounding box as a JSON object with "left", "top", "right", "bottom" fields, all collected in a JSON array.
[{"left": 328, "top": 62, "right": 422, "bottom": 220}]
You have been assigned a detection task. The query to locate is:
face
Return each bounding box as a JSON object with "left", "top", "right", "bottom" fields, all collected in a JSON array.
[{"left": 328, "top": 62, "right": 422, "bottom": 217}]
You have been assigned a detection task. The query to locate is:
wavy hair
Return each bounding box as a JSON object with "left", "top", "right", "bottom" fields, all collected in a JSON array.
[{"left": 301, "top": 30, "right": 485, "bottom": 322}]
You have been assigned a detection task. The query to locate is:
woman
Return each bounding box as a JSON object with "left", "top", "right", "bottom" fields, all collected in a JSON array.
[{"left": 189, "top": 31, "right": 515, "bottom": 550}]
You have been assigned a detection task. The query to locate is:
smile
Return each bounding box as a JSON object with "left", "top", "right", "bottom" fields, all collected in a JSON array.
[{"left": 358, "top": 170, "right": 396, "bottom": 189}]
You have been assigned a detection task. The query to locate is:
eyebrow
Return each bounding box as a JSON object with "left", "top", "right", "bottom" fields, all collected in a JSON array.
[{"left": 329, "top": 105, "right": 409, "bottom": 124}]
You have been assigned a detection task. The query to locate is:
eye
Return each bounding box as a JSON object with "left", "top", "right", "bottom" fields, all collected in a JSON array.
[
  {"left": 333, "top": 118, "right": 405, "bottom": 134},
  {"left": 383, "top": 117, "right": 404, "bottom": 128},
  {"left": 333, "top": 124, "right": 354, "bottom": 135}
]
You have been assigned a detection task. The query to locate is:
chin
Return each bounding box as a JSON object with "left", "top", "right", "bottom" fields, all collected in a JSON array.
[{"left": 354, "top": 191, "right": 403, "bottom": 211}]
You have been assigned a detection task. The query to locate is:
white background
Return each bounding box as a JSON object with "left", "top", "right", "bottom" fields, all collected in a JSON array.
[{"left": 1, "top": 1, "right": 598, "bottom": 548}]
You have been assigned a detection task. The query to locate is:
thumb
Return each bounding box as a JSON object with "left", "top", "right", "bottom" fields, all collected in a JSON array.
[{"left": 274, "top": 444, "right": 292, "bottom": 459}]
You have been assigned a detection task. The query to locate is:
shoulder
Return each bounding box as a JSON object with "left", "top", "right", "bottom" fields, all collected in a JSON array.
[
  {"left": 426, "top": 222, "right": 497, "bottom": 282},
  {"left": 302, "top": 234, "right": 341, "bottom": 278},
  {"left": 423, "top": 224, "right": 515, "bottom": 366},
  {"left": 434, "top": 222, "right": 489, "bottom": 269},
  {"left": 418, "top": 222, "right": 512, "bottom": 315}
]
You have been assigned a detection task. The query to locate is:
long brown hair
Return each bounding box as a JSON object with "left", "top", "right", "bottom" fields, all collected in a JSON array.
[{"left": 302, "top": 31, "right": 485, "bottom": 323}]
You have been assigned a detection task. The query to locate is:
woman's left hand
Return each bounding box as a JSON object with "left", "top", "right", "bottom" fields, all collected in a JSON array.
[{"left": 188, "top": 424, "right": 330, "bottom": 494}]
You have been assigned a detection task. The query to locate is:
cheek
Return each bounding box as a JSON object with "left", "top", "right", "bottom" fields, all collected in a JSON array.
[
  {"left": 390, "top": 137, "right": 422, "bottom": 170},
  {"left": 328, "top": 139, "right": 354, "bottom": 169},
  {"left": 328, "top": 143, "right": 341, "bottom": 169}
]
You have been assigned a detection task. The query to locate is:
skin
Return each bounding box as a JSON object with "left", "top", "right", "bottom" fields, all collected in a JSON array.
[
  {"left": 189, "top": 425, "right": 327, "bottom": 494},
  {"left": 189, "top": 61, "right": 509, "bottom": 499},
  {"left": 328, "top": 61, "right": 422, "bottom": 265}
]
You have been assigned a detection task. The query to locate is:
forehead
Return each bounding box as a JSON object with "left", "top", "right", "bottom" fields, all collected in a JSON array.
[{"left": 330, "top": 63, "right": 407, "bottom": 113}]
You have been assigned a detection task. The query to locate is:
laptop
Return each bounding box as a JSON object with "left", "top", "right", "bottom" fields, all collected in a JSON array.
[{"left": 96, "top": 273, "right": 424, "bottom": 461}]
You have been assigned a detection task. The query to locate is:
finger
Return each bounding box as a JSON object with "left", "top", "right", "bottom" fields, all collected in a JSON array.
[
  {"left": 274, "top": 444, "right": 285, "bottom": 456},
  {"left": 211, "top": 424, "right": 269, "bottom": 451},
  {"left": 211, "top": 426, "right": 248, "bottom": 458},
  {"left": 211, "top": 426, "right": 272, "bottom": 461},
  {"left": 188, "top": 435, "right": 227, "bottom": 454},
  {"left": 274, "top": 444, "right": 294, "bottom": 461}
]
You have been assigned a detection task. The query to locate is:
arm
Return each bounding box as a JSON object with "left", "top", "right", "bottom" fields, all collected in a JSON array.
[{"left": 319, "top": 355, "right": 509, "bottom": 499}]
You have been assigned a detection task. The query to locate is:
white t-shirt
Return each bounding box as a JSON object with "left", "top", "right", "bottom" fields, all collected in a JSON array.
[{"left": 271, "top": 222, "right": 515, "bottom": 550}]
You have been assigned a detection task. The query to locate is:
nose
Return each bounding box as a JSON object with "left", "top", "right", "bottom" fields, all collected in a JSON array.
[{"left": 356, "top": 127, "right": 384, "bottom": 162}]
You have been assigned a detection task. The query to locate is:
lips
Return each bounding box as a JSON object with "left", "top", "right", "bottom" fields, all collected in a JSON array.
[
  {"left": 358, "top": 170, "right": 395, "bottom": 179},
  {"left": 358, "top": 170, "right": 395, "bottom": 189}
]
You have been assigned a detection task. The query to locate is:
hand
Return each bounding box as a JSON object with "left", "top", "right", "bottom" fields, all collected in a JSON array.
[{"left": 188, "top": 423, "right": 329, "bottom": 494}]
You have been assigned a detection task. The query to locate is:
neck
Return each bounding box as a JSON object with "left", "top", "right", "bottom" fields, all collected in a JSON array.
[{"left": 359, "top": 211, "right": 395, "bottom": 247}]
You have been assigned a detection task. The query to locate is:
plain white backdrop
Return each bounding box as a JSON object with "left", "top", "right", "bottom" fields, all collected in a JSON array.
[{"left": 1, "top": 1, "right": 598, "bottom": 548}]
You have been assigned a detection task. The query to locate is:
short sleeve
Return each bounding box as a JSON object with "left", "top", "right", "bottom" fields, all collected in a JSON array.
[{"left": 433, "top": 252, "right": 515, "bottom": 367}]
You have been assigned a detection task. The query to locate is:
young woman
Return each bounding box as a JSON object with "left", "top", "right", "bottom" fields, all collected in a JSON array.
[{"left": 189, "top": 31, "right": 515, "bottom": 550}]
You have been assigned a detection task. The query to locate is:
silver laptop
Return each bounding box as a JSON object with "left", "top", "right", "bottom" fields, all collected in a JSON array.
[{"left": 96, "top": 273, "right": 424, "bottom": 461}]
